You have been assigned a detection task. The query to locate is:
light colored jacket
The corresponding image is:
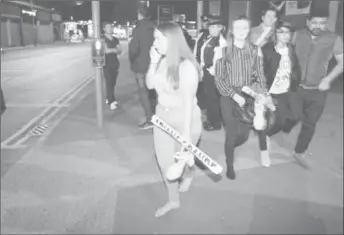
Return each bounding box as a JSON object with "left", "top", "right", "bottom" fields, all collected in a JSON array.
[{"left": 203, "top": 34, "right": 227, "bottom": 76}]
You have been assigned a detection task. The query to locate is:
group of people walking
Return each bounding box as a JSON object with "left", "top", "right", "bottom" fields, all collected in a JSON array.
[{"left": 102, "top": 5, "right": 343, "bottom": 217}]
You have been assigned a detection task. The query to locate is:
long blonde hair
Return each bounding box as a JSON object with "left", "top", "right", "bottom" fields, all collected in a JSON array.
[{"left": 156, "top": 22, "right": 201, "bottom": 89}]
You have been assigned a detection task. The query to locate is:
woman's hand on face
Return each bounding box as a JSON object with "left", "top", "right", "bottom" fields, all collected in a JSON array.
[{"left": 150, "top": 46, "right": 161, "bottom": 64}]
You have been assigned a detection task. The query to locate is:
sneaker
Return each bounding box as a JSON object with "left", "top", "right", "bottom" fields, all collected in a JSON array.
[
  {"left": 260, "top": 150, "right": 271, "bottom": 167},
  {"left": 138, "top": 121, "right": 153, "bottom": 130},
  {"left": 292, "top": 151, "right": 310, "bottom": 169},
  {"left": 110, "top": 102, "right": 118, "bottom": 110},
  {"left": 106, "top": 99, "right": 119, "bottom": 105}
]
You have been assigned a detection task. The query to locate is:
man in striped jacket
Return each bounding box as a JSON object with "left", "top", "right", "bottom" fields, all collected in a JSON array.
[{"left": 215, "top": 16, "right": 268, "bottom": 180}]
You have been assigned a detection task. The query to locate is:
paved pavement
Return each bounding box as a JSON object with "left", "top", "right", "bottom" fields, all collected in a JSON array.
[
  {"left": 1, "top": 50, "right": 343, "bottom": 234},
  {"left": 0, "top": 41, "right": 127, "bottom": 176}
]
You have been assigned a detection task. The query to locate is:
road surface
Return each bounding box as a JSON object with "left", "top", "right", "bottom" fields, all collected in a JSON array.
[{"left": 1, "top": 41, "right": 128, "bottom": 176}]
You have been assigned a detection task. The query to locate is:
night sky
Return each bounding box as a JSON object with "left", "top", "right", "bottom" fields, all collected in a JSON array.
[{"left": 34, "top": 0, "right": 197, "bottom": 22}]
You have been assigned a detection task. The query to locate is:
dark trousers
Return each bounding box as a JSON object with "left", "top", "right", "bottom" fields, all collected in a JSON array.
[
  {"left": 283, "top": 87, "right": 327, "bottom": 154},
  {"left": 220, "top": 96, "right": 251, "bottom": 168},
  {"left": 0, "top": 87, "right": 6, "bottom": 115},
  {"left": 196, "top": 81, "right": 206, "bottom": 110},
  {"left": 103, "top": 66, "right": 118, "bottom": 104},
  {"left": 134, "top": 73, "right": 156, "bottom": 121},
  {"left": 258, "top": 92, "right": 297, "bottom": 151},
  {"left": 203, "top": 70, "right": 222, "bottom": 128}
]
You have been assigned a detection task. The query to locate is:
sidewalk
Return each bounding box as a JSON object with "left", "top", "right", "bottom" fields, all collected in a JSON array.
[{"left": 1, "top": 59, "right": 343, "bottom": 234}]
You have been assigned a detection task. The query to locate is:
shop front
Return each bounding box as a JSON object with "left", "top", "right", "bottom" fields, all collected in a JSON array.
[
  {"left": 36, "top": 9, "right": 53, "bottom": 44},
  {"left": 52, "top": 13, "right": 63, "bottom": 41},
  {"left": 1, "top": 1, "right": 63, "bottom": 48},
  {"left": 20, "top": 5, "right": 37, "bottom": 46},
  {"left": 0, "top": 2, "right": 22, "bottom": 47}
]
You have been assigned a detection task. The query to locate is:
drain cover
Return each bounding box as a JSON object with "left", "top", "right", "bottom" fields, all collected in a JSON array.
[{"left": 30, "top": 124, "right": 49, "bottom": 136}]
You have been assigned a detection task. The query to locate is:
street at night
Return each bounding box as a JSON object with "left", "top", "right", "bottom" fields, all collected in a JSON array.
[
  {"left": 1, "top": 41, "right": 343, "bottom": 234},
  {"left": 1, "top": 0, "right": 343, "bottom": 234}
]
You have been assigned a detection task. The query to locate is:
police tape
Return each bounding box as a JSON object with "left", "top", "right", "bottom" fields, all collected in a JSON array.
[{"left": 151, "top": 115, "right": 223, "bottom": 175}]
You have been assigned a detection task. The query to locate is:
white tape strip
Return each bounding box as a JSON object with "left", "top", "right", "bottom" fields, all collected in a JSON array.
[{"left": 151, "top": 115, "right": 223, "bottom": 175}]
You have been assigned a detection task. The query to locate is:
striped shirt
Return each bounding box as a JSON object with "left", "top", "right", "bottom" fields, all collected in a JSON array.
[{"left": 215, "top": 44, "right": 267, "bottom": 97}]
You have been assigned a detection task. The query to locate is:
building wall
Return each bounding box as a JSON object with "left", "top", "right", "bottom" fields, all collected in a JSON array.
[
  {"left": 22, "top": 22, "right": 35, "bottom": 46},
  {"left": 0, "top": 18, "right": 21, "bottom": 47},
  {"left": 1, "top": 1, "right": 62, "bottom": 48},
  {"left": 9, "top": 19, "right": 21, "bottom": 47},
  {"left": 37, "top": 22, "right": 53, "bottom": 44},
  {"left": 228, "top": 1, "right": 248, "bottom": 26},
  {"left": 335, "top": 1, "right": 343, "bottom": 36},
  {"left": 1, "top": 19, "right": 10, "bottom": 47}
]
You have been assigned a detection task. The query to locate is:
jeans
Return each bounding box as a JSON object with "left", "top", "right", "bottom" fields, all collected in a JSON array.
[
  {"left": 282, "top": 87, "right": 327, "bottom": 154},
  {"left": 134, "top": 73, "right": 156, "bottom": 121},
  {"left": 103, "top": 66, "right": 118, "bottom": 104},
  {"left": 258, "top": 92, "right": 297, "bottom": 151},
  {"left": 220, "top": 96, "right": 251, "bottom": 168}
]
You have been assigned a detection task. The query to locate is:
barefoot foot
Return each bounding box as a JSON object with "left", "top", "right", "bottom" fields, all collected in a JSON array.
[{"left": 155, "top": 201, "right": 180, "bottom": 217}]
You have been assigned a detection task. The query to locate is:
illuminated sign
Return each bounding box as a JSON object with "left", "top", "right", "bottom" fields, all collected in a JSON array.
[{"left": 22, "top": 9, "right": 36, "bottom": 16}]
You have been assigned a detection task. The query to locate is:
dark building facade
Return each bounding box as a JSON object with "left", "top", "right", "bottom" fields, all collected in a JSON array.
[{"left": 0, "top": 1, "right": 63, "bottom": 48}]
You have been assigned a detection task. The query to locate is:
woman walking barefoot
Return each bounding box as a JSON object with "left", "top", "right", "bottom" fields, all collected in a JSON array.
[{"left": 146, "top": 22, "right": 202, "bottom": 217}]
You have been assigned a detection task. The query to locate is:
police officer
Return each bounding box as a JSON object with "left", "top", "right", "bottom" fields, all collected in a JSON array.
[
  {"left": 193, "top": 15, "right": 210, "bottom": 115},
  {"left": 200, "top": 15, "right": 227, "bottom": 131}
]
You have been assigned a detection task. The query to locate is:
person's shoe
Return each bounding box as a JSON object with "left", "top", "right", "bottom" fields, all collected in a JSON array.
[
  {"left": 106, "top": 99, "right": 119, "bottom": 105},
  {"left": 203, "top": 122, "right": 221, "bottom": 131},
  {"left": 260, "top": 150, "right": 271, "bottom": 167},
  {"left": 226, "top": 165, "right": 236, "bottom": 180},
  {"left": 292, "top": 151, "right": 310, "bottom": 169},
  {"left": 260, "top": 136, "right": 271, "bottom": 167},
  {"left": 138, "top": 121, "right": 153, "bottom": 130},
  {"left": 110, "top": 102, "right": 118, "bottom": 110}
]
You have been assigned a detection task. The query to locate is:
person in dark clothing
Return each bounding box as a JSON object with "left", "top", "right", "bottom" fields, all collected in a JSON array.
[
  {"left": 200, "top": 16, "right": 227, "bottom": 131},
  {"left": 0, "top": 87, "right": 6, "bottom": 116},
  {"left": 102, "top": 22, "right": 122, "bottom": 110},
  {"left": 257, "top": 21, "right": 301, "bottom": 167},
  {"left": 193, "top": 15, "right": 210, "bottom": 114},
  {"left": 283, "top": 10, "right": 343, "bottom": 169},
  {"left": 214, "top": 16, "right": 268, "bottom": 180},
  {"left": 129, "top": 6, "right": 156, "bottom": 130}
]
